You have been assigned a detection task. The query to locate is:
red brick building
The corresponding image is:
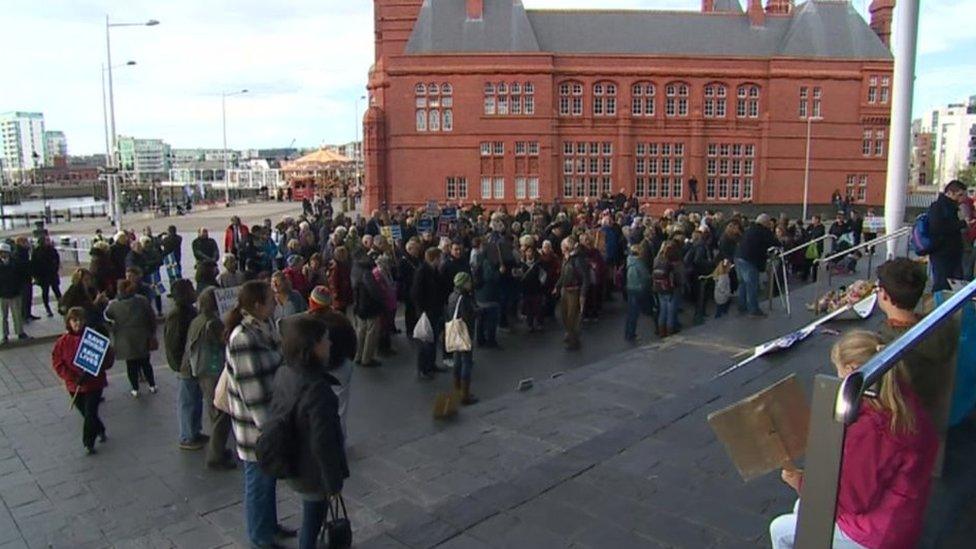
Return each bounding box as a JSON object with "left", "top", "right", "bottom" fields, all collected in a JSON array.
[{"left": 364, "top": 0, "right": 894, "bottom": 213}]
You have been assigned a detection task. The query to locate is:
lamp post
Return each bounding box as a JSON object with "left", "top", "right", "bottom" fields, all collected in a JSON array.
[
  {"left": 354, "top": 94, "right": 366, "bottom": 205},
  {"left": 801, "top": 115, "right": 822, "bottom": 222},
  {"left": 221, "top": 89, "right": 248, "bottom": 205},
  {"left": 102, "top": 61, "right": 136, "bottom": 214},
  {"left": 105, "top": 15, "right": 158, "bottom": 229}
]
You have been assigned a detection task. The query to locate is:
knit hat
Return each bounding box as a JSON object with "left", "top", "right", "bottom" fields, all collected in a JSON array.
[
  {"left": 287, "top": 254, "right": 303, "bottom": 268},
  {"left": 308, "top": 285, "right": 333, "bottom": 311},
  {"left": 453, "top": 271, "right": 472, "bottom": 289}
]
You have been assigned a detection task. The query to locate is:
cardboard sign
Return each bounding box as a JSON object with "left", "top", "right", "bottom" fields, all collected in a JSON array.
[
  {"left": 707, "top": 375, "right": 810, "bottom": 482},
  {"left": 418, "top": 217, "right": 434, "bottom": 234},
  {"left": 72, "top": 327, "right": 111, "bottom": 377},
  {"left": 441, "top": 207, "right": 458, "bottom": 220},
  {"left": 214, "top": 287, "right": 241, "bottom": 318},
  {"left": 390, "top": 224, "right": 403, "bottom": 242}
]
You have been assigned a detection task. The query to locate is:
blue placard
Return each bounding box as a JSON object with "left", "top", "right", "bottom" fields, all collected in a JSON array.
[
  {"left": 441, "top": 207, "right": 458, "bottom": 220},
  {"left": 390, "top": 224, "right": 403, "bottom": 241},
  {"left": 418, "top": 217, "right": 433, "bottom": 234},
  {"left": 72, "top": 327, "right": 110, "bottom": 377}
]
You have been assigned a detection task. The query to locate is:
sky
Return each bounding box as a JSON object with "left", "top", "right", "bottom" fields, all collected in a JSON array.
[{"left": 1, "top": 0, "right": 973, "bottom": 155}]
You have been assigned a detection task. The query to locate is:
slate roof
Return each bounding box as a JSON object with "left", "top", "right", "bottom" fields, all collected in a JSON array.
[{"left": 403, "top": 0, "right": 892, "bottom": 60}]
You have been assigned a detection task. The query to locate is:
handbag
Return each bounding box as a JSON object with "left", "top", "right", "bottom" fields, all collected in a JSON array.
[
  {"left": 444, "top": 296, "right": 472, "bottom": 353},
  {"left": 322, "top": 494, "right": 352, "bottom": 549},
  {"left": 413, "top": 312, "right": 434, "bottom": 343},
  {"left": 213, "top": 367, "right": 231, "bottom": 414}
]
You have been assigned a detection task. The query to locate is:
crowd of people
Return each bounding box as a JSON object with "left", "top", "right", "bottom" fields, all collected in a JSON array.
[{"left": 24, "top": 180, "right": 976, "bottom": 547}]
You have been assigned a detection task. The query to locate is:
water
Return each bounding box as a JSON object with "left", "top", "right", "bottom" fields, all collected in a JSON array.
[{"left": 3, "top": 196, "right": 106, "bottom": 215}]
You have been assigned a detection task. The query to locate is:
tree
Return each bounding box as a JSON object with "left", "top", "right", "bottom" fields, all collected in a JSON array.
[{"left": 956, "top": 165, "right": 976, "bottom": 187}]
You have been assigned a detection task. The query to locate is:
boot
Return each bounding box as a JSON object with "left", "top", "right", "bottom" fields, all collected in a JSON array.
[
  {"left": 461, "top": 381, "right": 479, "bottom": 406},
  {"left": 659, "top": 327, "right": 669, "bottom": 338},
  {"left": 453, "top": 377, "right": 462, "bottom": 396}
]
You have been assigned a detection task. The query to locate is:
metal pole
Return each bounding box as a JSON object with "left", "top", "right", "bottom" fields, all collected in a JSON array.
[
  {"left": 803, "top": 116, "right": 812, "bottom": 222},
  {"left": 105, "top": 15, "right": 122, "bottom": 230},
  {"left": 222, "top": 93, "right": 229, "bottom": 205},
  {"left": 101, "top": 63, "right": 114, "bottom": 215},
  {"left": 884, "top": 0, "right": 920, "bottom": 259}
]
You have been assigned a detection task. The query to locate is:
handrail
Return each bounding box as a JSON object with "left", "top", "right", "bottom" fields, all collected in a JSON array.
[
  {"left": 835, "top": 276, "right": 976, "bottom": 423},
  {"left": 814, "top": 226, "right": 911, "bottom": 266},
  {"left": 777, "top": 233, "right": 837, "bottom": 259}
]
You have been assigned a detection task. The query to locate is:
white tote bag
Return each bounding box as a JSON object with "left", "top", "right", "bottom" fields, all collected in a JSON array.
[
  {"left": 413, "top": 312, "right": 435, "bottom": 343},
  {"left": 444, "top": 297, "right": 472, "bottom": 353}
]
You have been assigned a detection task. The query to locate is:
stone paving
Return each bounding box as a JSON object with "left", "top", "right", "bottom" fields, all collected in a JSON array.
[{"left": 0, "top": 263, "right": 973, "bottom": 547}]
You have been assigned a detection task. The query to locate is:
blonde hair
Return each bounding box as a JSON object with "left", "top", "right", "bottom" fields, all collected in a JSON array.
[{"left": 830, "top": 330, "right": 917, "bottom": 435}]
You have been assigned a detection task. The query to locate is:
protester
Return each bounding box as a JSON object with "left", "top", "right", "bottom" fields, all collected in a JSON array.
[
  {"left": 653, "top": 241, "right": 682, "bottom": 338},
  {"left": 735, "top": 214, "right": 780, "bottom": 317},
  {"left": 926, "top": 180, "right": 969, "bottom": 291},
  {"left": 270, "top": 316, "right": 350, "bottom": 548},
  {"left": 224, "top": 281, "right": 295, "bottom": 547},
  {"left": 185, "top": 287, "right": 235, "bottom": 470},
  {"left": 31, "top": 236, "right": 62, "bottom": 317},
  {"left": 218, "top": 254, "right": 246, "bottom": 288},
  {"left": 412, "top": 247, "right": 446, "bottom": 378},
  {"left": 193, "top": 227, "right": 220, "bottom": 267},
  {"left": 52, "top": 307, "right": 113, "bottom": 454},
  {"left": 164, "top": 279, "right": 205, "bottom": 451},
  {"left": 519, "top": 236, "right": 547, "bottom": 333},
  {"left": 59, "top": 268, "right": 109, "bottom": 333},
  {"left": 624, "top": 244, "right": 651, "bottom": 342},
  {"left": 0, "top": 243, "right": 28, "bottom": 343},
  {"left": 161, "top": 225, "right": 183, "bottom": 286},
  {"left": 14, "top": 236, "right": 38, "bottom": 323},
  {"left": 352, "top": 253, "right": 384, "bottom": 368},
  {"left": 104, "top": 279, "right": 158, "bottom": 397},
  {"left": 556, "top": 237, "right": 589, "bottom": 350},
  {"left": 270, "top": 271, "right": 306, "bottom": 324},
  {"left": 447, "top": 272, "right": 479, "bottom": 405},
  {"left": 305, "top": 286, "right": 356, "bottom": 434},
  {"left": 770, "top": 330, "right": 937, "bottom": 549}
]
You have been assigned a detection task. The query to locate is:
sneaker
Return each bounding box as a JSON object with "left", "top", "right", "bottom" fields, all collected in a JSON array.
[
  {"left": 179, "top": 440, "right": 205, "bottom": 451},
  {"left": 148, "top": 386, "right": 158, "bottom": 394},
  {"left": 130, "top": 390, "right": 139, "bottom": 398}
]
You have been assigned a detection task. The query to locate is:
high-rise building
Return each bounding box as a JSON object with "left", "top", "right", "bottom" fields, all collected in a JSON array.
[
  {"left": 117, "top": 136, "right": 171, "bottom": 182},
  {"left": 0, "top": 111, "right": 45, "bottom": 185},
  {"left": 929, "top": 98, "right": 976, "bottom": 187},
  {"left": 910, "top": 119, "right": 935, "bottom": 189},
  {"left": 364, "top": 0, "right": 895, "bottom": 212},
  {"left": 44, "top": 131, "right": 67, "bottom": 166}
]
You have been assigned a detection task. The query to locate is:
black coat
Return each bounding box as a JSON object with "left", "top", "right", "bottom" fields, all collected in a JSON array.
[
  {"left": 30, "top": 244, "right": 60, "bottom": 285},
  {"left": 736, "top": 224, "right": 780, "bottom": 271},
  {"left": 927, "top": 193, "right": 965, "bottom": 257},
  {"left": 192, "top": 236, "right": 219, "bottom": 264},
  {"left": 0, "top": 259, "right": 22, "bottom": 298},
  {"left": 411, "top": 262, "right": 446, "bottom": 320},
  {"left": 271, "top": 365, "right": 349, "bottom": 496}
]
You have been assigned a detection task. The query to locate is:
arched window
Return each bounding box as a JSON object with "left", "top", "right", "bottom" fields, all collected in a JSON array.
[
  {"left": 737, "top": 84, "right": 761, "bottom": 118},
  {"left": 593, "top": 81, "right": 618, "bottom": 116},
  {"left": 631, "top": 82, "right": 655, "bottom": 117},
  {"left": 665, "top": 82, "right": 689, "bottom": 117},
  {"left": 704, "top": 83, "right": 727, "bottom": 118},
  {"left": 417, "top": 81, "right": 452, "bottom": 132},
  {"left": 559, "top": 80, "right": 584, "bottom": 117}
]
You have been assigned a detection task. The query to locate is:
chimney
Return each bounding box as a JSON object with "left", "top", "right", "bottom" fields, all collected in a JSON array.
[
  {"left": 748, "top": 0, "right": 765, "bottom": 26},
  {"left": 702, "top": 0, "right": 716, "bottom": 12},
  {"left": 765, "top": 0, "right": 792, "bottom": 14},
  {"left": 467, "top": 0, "right": 484, "bottom": 20},
  {"left": 869, "top": 0, "right": 895, "bottom": 48}
]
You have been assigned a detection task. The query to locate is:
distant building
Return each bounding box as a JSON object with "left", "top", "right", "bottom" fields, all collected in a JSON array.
[
  {"left": 44, "top": 131, "right": 67, "bottom": 166},
  {"left": 909, "top": 120, "right": 935, "bottom": 190},
  {"left": 323, "top": 141, "right": 362, "bottom": 163},
  {"left": 365, "top": 0, "right": 895, "bottom": 212},
  {"left": 117, "top": 136, "right": 171, "bottom": 182},
  {"left": 929, "top": 97, "right": 976, "bottom": 187},
  {"left": 0, "top": 111, "right": 45, "bottom": 185}
]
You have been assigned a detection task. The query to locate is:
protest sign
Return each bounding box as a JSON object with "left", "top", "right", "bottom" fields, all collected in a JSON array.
[
  {"left": 72, "top": 328, "right": 111, "bottom": 377},
  {"left": 214, "top": 287, "right": 241, "bottom": 318},
  {"left": 418, "top": 217, "right": 434, "bottom": 234},
  {"left": 441, "top": 207, "right": 458, "bottom": 220},
  {"left": 390, "top": 224, "right": 403, "bottom": 241}
]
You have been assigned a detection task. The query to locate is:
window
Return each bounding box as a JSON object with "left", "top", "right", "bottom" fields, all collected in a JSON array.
[
  {"left": 528, "top": 142, "right": 539, "bottom": 156},
  {"left": 515, "top": 142, "right": 527, "bottom": 155},
  {"left": 563, "top": 178, "right": 573, "bottom": 198},
  {"left": 660, "top": 177, "right": 670, "bottom": 199},
  {"left": 636, "top": 157, "right": 646, "bottom": 174},
  {"left": 486, "top": 81, "right": 534, "bottom": 117},
  {"left": 634, "top": 142, "right": 684, "bottom": 201},
  {"left": 875, "top": 130, "right": 886, "bottom": 156},
  {"left": 560, "top": 81, "right": 583, "bottom": 117},
  {"left": 602, "top": 157, "right": 612, "bottom": 174},
  {"left": 799, "top": 86, "right": 808, "bottom": 118},
  {"left": 744, "top": 178, "right": 753, "bottom": 200},
  {"left": 493, "top": 177, "right": 505, "bottom": 199},
  {"left": 813, "top": 87, "right": 822, "bottom": 118},
  {"left": 528, "top": 177, "right": 539, "bottom": 199},
  {"left": 632, "top": 82, "right": 655, "bottom": 117},
  {"left": 446, "top": 176, "right": 468, "bottom": 199},
  {"left": 636, "top": 177, "right": 646, "bottom": 198},
  {"left": 481, "top": 177, "right": 491, "bottom": 199},
  {"left": 588, "top": 177, "right": 598, "bottom": 197},
  {"left": 493, "top": 142, "right": 504, "bottom": 155},
  {"left": 481, "top": 142, "right": 491, "bottom": 156},
  {"left": 868, "top": 76, "right": 878, "bottom": 104},
  {"left": 863, "top": 130, "right": 872, "bottom": 156},
  {"left": 516, "top": 177, "right": 527, "bottom": 199},
  {"left": 563, "top": 141, "right": 613, "bottom": 196},
  {"left": 707, "top": 158, "right": 717, "bottom": 176},
  {"left": 417, "top": 82, "right": 451, "bottom": 132},
  {"left": 738, "top": 85, "right": 760, "bottom": 118},
  {"left": 648, "top": 177, "right": 659, "bottom": 198},
  {"left": 672, "top": 178, "right": 682, "bottom": 199},
  {"left": 707, "top": 142, "right": 757, "bottom": 201},
  {"left": 880, "top": 77, "right": 890, "bottom": 104},
  {"left": 603, "top": 142, "right": 613, "bottom": 155},
  {"left": 706, "top": 178, "right": 716, "bottom": 199},
  {"left": 704, "top": 84, "right": 727, "bottom": 118}
]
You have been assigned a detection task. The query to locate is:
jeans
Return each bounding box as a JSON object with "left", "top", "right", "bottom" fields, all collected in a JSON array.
[
  {"left": 125, "top": 357, "right": 156, "bottom": 391},
  {"left": 769, "top": 500, "right": 868, "bottom": 549},
  {"left": 177, "top": 377, "right": 203, "bottom": 444},
  {"left": 300, "top": 498, "right": 327, "bottom": 549},
  {"left": 243, "top": 461, "right": 278, "bottom": 547},
  {"left": 72, "top": 390, "right": 105, "bottom": 449},
  {"left": 624, "top": 291, "right": 642, "bottom": 340},
  {"left": 735, "top": 258, "right": 761, "bottom": 314},
  {"left": 476, "top": 303, "right": 499, "bottom": 345},
  {"left": 657, "top": 292, "right": 677, "bottom": 331},
  {"left": 453, "top": 350, "right": 474, "bottom": 383},
  {"left": 417, "top": 316, "right": 443, "bottom": 375}
]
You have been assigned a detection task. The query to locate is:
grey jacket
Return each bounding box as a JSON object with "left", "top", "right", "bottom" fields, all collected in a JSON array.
[{"left": 104, "top": 294, "right": 156, "bottom": 361}]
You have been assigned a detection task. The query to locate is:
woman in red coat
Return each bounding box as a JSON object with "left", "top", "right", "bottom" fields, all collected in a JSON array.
[{"left": 52, "top": 307, "right": 114, "bottom": 454}]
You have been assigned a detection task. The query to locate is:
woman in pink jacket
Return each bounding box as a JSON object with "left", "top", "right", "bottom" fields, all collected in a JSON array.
[{"left": 770, "top": 330, "right": 938, "bottom": 549}]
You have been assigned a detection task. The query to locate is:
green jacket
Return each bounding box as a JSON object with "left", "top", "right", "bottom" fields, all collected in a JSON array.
[{"left": 164, "top": 304, "right": 197, "bottom": 378}]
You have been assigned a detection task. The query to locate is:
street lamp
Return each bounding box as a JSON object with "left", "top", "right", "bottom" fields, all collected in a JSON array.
[
  {"left": 101, "top": 60, "right": 136, "bottom": 218},
  {"left": 222, "top": 89, "right": 248, "bottom": 205},
  {"left": 801, "top": 115, "right": 822, "bottom": 223},
  {"left": 353, "top": 94, "right": 366, "bottom": 208},
  {"left": 105, "top": 15, "right": 158, "bottom": 229}
]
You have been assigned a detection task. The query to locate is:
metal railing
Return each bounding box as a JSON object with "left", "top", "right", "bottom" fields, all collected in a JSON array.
[
  {"left": 769, "top": 234, "right": 838, "bottom": 317},
  {"left": 811, "top": 227, "right": 912, "bottom": 313},
  {"left": 794, "top": 276, "right": 976, "bottom": 548}
]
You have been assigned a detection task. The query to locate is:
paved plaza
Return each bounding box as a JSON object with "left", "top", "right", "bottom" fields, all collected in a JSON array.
[{"left": 0, "top": 203, "right": 972, "bottom": 548}]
